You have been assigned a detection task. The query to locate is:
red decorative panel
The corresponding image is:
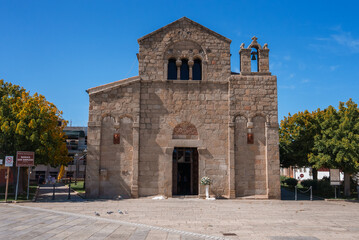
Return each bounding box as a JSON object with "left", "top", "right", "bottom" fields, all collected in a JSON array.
[
  {"left": 247, "top": 133, "right": 254, "bottom": 144},
  {"left": 113, "top": 133, "right": 120, "bottom": 144}
]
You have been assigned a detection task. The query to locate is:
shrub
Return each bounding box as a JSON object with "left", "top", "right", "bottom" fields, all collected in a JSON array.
[
  {"left": 280, "top": 175, "right": 288, "bottom": 184},
  {"left": 322, "top": 176, "right": 330, "bottom": 182},
  {"left": 315, "top": 179, "right": 334, "bottom": 198},
  {"left": 284, "top": 177, "right": 298, "bottom": 188},
  {"left": 301, "top": 179, "right": 318, "bottom": 189}
]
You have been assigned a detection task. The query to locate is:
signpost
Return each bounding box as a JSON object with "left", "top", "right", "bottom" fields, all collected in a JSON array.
[
  {"left": 4, "top": 156, "right": 14, "bottom": 202},
  {"left": 330, "top": 169, "right": 341, "bottom": 198},
  {"left": 15, "top": 151, "right": 35, "bottom": 201}
]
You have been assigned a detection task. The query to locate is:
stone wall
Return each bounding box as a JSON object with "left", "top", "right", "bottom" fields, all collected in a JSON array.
[
  {"left": 235, "top": 115, "right": 266, "bottom": 196},
  {"left": 86, "top": 81, "right": 140, "bottom": 198},
  {"left": 138, "top": 81, "right": 229, "bottom": 197},
  {"left": 86, "top": 74, "right": 280, "bottom": 199},
  {"left": 99, "top": 116, "right": 133, "bottom": 198},
  {"left": 229, "top": 74, "right": 280, "bottom": 198}
]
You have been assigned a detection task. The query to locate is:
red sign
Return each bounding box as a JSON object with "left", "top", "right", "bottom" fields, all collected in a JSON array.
[
  {"left": 16, "top": 151, "right": 35, "bottom": 167},
  {"left": 5, "top": 156, "right": 14, "bottom": 167},
  {"left": 300, "top": 174, "right": 304, "bottom": 178}
]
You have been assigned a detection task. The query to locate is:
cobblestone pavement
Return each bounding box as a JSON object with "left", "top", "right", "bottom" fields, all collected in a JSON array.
[
  {"left": 0, "top": 204, "right": 218, "bottom": 240},
  {"left": 10, "top": 196, "right": 359, "bottom": 240}
]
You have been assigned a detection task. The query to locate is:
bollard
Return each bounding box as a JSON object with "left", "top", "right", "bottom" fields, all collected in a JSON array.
[
  {"left": 338, "top": 186, "right": 341, "bottom": 198},
  {"left": 310, "top": 186, "right": 313, "bottom": 201},
  {"left": 52, "top": 184, "right": 55, "bottom": 200},
  {"left": 295, "top": 186, "right": 297, "bottom": 201},
  {"left": 68, "top": 181, "right": 71, "bottom": 200},
  {"left": 334, "top": 186, "right": 337, "bottom": 199}
]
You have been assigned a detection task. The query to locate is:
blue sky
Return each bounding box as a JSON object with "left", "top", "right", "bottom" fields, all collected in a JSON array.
[{"left": 1, "top": 0, "right": 359, "bottom": 126}]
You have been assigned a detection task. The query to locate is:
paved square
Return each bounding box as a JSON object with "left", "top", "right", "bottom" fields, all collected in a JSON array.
[{"left": 7, "top": 197, "right": 358, "bottom": 240}]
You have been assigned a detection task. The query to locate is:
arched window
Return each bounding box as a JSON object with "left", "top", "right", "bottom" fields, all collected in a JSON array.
[
  {"left": 168, "top": 58, "right": 177, "bottom": 80},
  {"left": 192, "top": 59, "right": 201, "bottom": 80},
  {"left": 180, "top": 59, "right": 189, "bottom": 80}
]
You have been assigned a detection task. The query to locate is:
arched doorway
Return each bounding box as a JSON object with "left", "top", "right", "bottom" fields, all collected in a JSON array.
[{"left": 172, "top": 147, "right": 198, "bottom": 195}]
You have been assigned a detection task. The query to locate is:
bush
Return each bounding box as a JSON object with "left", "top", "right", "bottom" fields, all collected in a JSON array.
[
  {"left": 280, "top": 175, "right": 288, "bottom": 184},
  {"left": 284, "top": 177, "right": 298, "bottom": 188},
  {"left": 321, "top": 176, "right": 330, "bottom": 182},
  {"left": 315, "top": 179, "right": 334, "bottom": 198},
  {"left": 301, "top": 179, "right": 318, "bottom": 189}
]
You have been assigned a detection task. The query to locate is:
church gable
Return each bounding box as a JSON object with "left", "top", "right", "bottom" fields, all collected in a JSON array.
[
  {"left": 137, "top": 17, "right": 231, "bottom": 44},
  {"left": 137, "top": 17, "right": 231, "bottom": 82}
]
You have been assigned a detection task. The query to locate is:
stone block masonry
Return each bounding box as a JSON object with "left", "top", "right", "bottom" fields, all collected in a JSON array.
[{"left": 85, "top": 17, "right": 280, "bottom": 199}]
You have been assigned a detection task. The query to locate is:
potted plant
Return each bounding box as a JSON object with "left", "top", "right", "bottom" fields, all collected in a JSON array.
[{"left": 200, "top": 176, "right": 212, "bottom": 199}]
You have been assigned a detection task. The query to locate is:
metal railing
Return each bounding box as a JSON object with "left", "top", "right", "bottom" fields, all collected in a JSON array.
[{"left": 295, "top": 186, "right": 313, "bottom": 201}]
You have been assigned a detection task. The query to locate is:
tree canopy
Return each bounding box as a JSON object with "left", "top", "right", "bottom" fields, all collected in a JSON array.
[
  {"left": 280, "top": 99, "right": 359, "bottom": 196},
  {"left": 308, "top": 99, "right": 359, "bottom": 173},
  {"left": 279, "top": 109, "right": 323, "bottom": 168},
  {"left": 0, "top": 79, "right": 71, "bottom": 166}
]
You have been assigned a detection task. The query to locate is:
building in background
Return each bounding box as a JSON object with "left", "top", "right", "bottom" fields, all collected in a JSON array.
[
  {"left": 281, "top": 167, "right": 345, "bottom": 181},
  {"left": 30, "top": 126, "right": 87, "bottom": 182}
]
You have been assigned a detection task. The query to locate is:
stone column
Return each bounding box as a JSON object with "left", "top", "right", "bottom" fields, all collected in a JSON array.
[
  {"left": 176, "top": 59, "right": 182, "bottom": 80},
  {"left": 197, "top": 147, "right": 207, "bottom": 198},
  {"left": 239, "top": 48, "right": 251, "bottom": 74},
  {"left": 258, "top": 49, "right": 270, "bottom": 73},
  {"left": 131, "top": 122, "right": 139, "bottom": 198},
  {"left": 85, "top": 122, "right": 101, "bottom": 198},
  {"left": 265, "top": 122, "right": 281, "bottom": 199},
  {"left": 228, "top": 122, "right": 236, "bottom": 198},
  {"left": 188, "top": 59, "right": 194, "bottom": 80},
  {"left": 161, "top": 147, "right": 174, "bottom": 197}
]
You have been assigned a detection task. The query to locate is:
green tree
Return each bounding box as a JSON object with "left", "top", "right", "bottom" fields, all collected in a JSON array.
[
  {"left": 309, "top": 99, "right": 359, "bottom": 196},
  {"left": 279, "top": 109, "right": 323, "bottom": 178},
  {"left": 0, "top": 80, "right": 70, "bottom": 191}
]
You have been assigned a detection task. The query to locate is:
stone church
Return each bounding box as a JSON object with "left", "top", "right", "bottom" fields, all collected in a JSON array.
[{"left": 86, "top": 17, "right": 280, "bottom": 199}]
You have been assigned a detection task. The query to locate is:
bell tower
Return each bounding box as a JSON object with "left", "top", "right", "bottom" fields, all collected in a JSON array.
[{"left": 239, "top": 36, "right": 270, "bottom": 74}]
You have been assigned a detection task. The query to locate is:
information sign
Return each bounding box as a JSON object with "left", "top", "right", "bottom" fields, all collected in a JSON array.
[
  {"left": 330, "top": 169, "right": 341, "bottom": 186},
  {"left": 16, "top": 151, "right": 35, "bottom": 167}
]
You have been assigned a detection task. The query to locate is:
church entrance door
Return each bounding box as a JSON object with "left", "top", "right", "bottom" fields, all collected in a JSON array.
[{"left": 172, "top": 147, "right": 198, "bottom": 195}]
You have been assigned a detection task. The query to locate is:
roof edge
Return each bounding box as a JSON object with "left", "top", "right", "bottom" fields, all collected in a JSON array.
[
  {"left": 137, "top": 17, "right": 231, "bottom": 43},
  {"left": 87, "top": 76, "right": 140, "bottom": 95}
]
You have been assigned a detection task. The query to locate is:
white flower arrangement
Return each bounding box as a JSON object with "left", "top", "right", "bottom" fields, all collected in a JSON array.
[{"left": 200, "top": 176, "right": 212, "bottom": 185}]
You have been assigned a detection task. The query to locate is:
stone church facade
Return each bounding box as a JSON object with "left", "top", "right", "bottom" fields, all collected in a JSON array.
[{"left": 86, "top": 17, "right": 280, "bottom": 199}]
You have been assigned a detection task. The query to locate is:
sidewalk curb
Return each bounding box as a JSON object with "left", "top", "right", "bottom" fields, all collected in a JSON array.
[{"left": 325, "top": 198, "right": 359, "bottom": 202}]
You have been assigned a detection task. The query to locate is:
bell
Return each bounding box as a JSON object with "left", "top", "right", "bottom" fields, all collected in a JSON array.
[{"left": 251, "top": 52, "right": 256, "bottom": 60}]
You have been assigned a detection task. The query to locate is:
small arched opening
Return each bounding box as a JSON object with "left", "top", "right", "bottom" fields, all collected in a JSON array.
[
  {"left": 167, "top": 58, "right": 177, "bottom": 80},
  {"left": 180, "top": 59, "right": 189, "bottom": 80},
  {"left": 192, "top": 59, "right": 202, "bottom": 80},
  {"left": 251, "top": 47, "right": 259, "bottom": 72}
]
